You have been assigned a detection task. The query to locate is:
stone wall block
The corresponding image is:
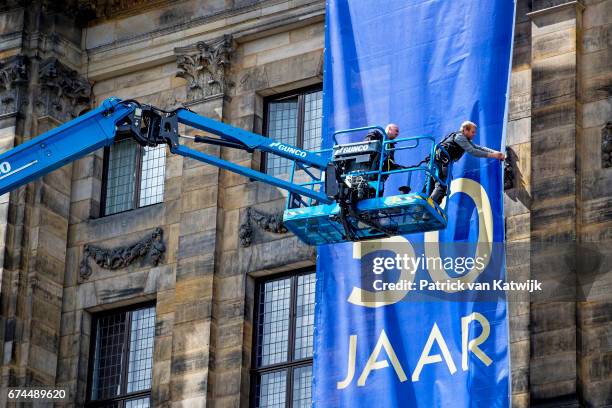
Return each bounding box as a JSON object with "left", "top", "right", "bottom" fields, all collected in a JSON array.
[
  {"left": 154, "top": 335, "right": 173, "bottom": 362},
  {"left": 532, "top": 52, "right": 576, "bottom": 83},
  {"left": 530, "top": 302, "right": 576, "bottom": 334},
  {"left": 176, "top": 254, "right": 214, "bottom": 282},
  {"left": 175, "top": 276, "right": 213, "bottom": 304},
  {"left": 94, "top": 270, "right": 148, "bottom": 304},
  {"left": 171, "top": 350, "right": 210, "bottom": 376},
  {"left": 155, "top": 312, "right": 175, "bottom": 338},
  {"left": 507, "top": 117, "right": 531, "bottom": 146},
  {"left": 76, "top": 282, "right": 98, "bottom": 309},
  {"left": 582, "top": 47, "right": 612, "bottom": 79},
  {"left": 177, "top": 230, "right": 216, "bottom": 260},
  {"left": 179, "top": 207, "right": 217, "bottom": 236},
  {"left": 174, "top": 301, "right": 212, "bottom": 325},
  {"left": 170, "top": 373, "right": 208, "bottom": 403},
  {"left": 172, "top": 321, "right": 210, "bottom": 355},
  {"left": 238, "top": 236, "right": 314, "bottom": 274},
  {"left": 533, "top": 27, "right": 576, "bottom": 59},
  {"left": 181, "top": 186, "right": 218, "bottom": 213}
]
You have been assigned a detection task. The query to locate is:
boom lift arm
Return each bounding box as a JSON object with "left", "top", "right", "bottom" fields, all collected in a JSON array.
[
  {"left": 0, "top": 97, "right": 332, "bottom": 204},
  {"left": 0, "top": 97, "right": 451, "bottom": 245}
]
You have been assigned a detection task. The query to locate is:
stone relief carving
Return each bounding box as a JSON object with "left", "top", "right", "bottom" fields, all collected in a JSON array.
[
  {"left": 175, "top": 35, "right": 235, "bottom": 101},
  {"left": 79, "top": 227, "right": 166, "bottom": 281},
  {"left": 31, "top": 0, "right": 160, "bottom": 21},
  {"left": 239, "top": 207, "right": 288, "bottom": 247},
  {"left": 37, "top": 57, "right": 92, "bottom": 122},
  {"left": 602, "top": 121, "right": 612, "bottom": 168},
  {"left": 0, "top": 55, "right": 29, "bottom": 116}
]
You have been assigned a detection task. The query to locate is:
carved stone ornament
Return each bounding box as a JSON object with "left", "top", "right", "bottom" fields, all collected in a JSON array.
[
  {"left": 239, "top": 207, "right": 288, "bottom": 247},
  {"left": 175, "top": 35, "right": 235, "bottom": 101},
  {"left": 602, "top": 121, "right": 612, "bottom": 168},
  {"left": 37, "top": 57, "right": 92, "bottom": 122},
  {"left": 0, "top": 55, "right": 29, "bottom": 116},
  {"left": 79, "top": 227, "right": 165, "bottom": 281},
  {"left": 24, "top": 0, "right": 157, "bottom": 22}
]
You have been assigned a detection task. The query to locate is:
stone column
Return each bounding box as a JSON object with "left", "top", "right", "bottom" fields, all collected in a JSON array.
[
  {"left": 527, "top": 0, "right": 583, "bottom": 404},
  {"left": 0, "top": 49, "right": 29, "bottom": 403},
  {"left": 505, "top": 1, "right": 533, "bottom": 406},
  {"left": 0, "top": 4, "right": 91, "bottom": 404},
  {"left": 576, "top": 0, "right": 612, "bottom": 406},
  {"left": 167, "top": 35, "right": 234, "bottom": 407},
  {"left": 34, "top": 57, "right": 94, "bottom": 404}
]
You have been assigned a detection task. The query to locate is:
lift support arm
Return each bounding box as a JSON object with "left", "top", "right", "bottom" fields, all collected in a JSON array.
[{"left": 0, "top": 97, "right": 332, "bottom": 204}]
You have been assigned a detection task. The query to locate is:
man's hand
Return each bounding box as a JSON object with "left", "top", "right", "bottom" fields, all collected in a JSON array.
[{"left": 489, "top": 151, "right": 505, "bottom": 161}]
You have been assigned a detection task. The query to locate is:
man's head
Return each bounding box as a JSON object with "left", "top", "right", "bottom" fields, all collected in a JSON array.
[
  {"left": 460, "top": 121, "right": 477, "bottom": 139},
  {"left": 386, "top": 123, "right": 400, "bottom": 140}
]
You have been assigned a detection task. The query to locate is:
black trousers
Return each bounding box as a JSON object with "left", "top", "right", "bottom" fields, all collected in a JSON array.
[{"left": 425, "top": 157, "right": 450, "bottom": 204}]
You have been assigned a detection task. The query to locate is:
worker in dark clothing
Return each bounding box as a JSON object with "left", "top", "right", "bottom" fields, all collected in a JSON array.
[
  {"left": 427, "top": 121, "right": 505, "bottom": 204},
  {"left": 364, "top": 123, "right": 408, "bottom": 196}
]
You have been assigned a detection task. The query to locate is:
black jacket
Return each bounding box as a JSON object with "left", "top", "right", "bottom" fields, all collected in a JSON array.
[
  {"left": 364, "top": 130, "right": 399, "bottom": 172},
  {"left": 438, "top": 132, "right": 466, "bottom": 162}
]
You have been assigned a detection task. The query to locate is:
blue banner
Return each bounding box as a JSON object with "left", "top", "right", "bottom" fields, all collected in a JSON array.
[{"left": 313, "top": 1, "right": 515, "bottom": 407}]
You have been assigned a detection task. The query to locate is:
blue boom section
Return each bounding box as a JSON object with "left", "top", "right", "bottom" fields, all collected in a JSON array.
[
  {"left": 0, "top": 97, "right": 133, "bottom": 196},
  {"left": 174, "top": 109, "right": 331, "bottom": 204},
  {"left": 0, "top": 97, "right": 331, "bottom": 206},
  {"left": 172, "top": 144, "right": 330, "bottom": 203},
  {"left": 176, "top": 109, "right": 329, "bottom": 169}
]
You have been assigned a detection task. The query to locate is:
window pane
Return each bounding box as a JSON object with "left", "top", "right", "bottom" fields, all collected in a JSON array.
[
  {"left": 257, "top": 278, "right": 291, "bottom": 366},
  {"left": 266, "top": 99, "right": 298, "bottom": 176},
  {"left": 127, "top": 306, "right": 156, "bottom": 393},
  {"left": 294, "top": 273, "right": 315, "bottom": 359},
  {"left": 139, "top": 145, "right": 166, "bottom": 207},
  {"left": 257, "top": 370, "right": 286, "bottom": 408},
  {"left": 303, "top": 90, "right": 323, "bottom": 152},
  {"left": 292, "top": 365, "right": 312, "bottom": 408},
  {"left": 92, "top": 313, "right": 127, "bottom": 400},
  {"left": 125, "top": 397, "right": 150, "bottom": 408},
  {"left": 105, "top": 139, "right": 138, "bottom": 215}
]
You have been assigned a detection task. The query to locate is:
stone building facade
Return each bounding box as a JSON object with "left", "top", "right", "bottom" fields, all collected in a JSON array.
[{"left": 0, "top": 0, "right": 609, "bottom": 407}]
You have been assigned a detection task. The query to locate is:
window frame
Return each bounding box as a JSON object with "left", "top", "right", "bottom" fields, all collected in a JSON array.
[
  {"left": 250, "top": 269, "right": 316, "bottom": 408},
  {"left": 100, "top": 136, "right": 166, "bottom": 217},
  {"left": 261, "top": 84, "right": 323, "bottom": 175},
  {"left": 85, "top": 300, "right": 156, "bottom": 408}
]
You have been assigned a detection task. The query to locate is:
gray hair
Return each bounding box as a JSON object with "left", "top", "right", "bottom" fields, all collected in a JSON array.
[{"left": 460, "top": 121, "right": 477, "bottom": 131}]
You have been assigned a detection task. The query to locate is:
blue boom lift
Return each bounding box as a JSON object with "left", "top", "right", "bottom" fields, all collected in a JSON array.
[{"left": 0, "top": 97, "right": 451, "bottom": 245}]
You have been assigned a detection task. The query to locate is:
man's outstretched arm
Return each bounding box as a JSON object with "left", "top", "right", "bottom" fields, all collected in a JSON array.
[{"left": 454, "top": 134, "right": 505, "bottom": 160}]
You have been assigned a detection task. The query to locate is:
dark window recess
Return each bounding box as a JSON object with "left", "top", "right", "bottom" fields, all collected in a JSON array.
[
  {"left": 87, "top": 304, "right": 156, "bottom": 408},
  {"left": 252, "top": 271, "right": 315, "bottom": 408},
  {"left": 102, "top": 138, "right": 166, "bottom": 216},
  {"left": 263, "top": 87, "right": 323, "bottom": 176}
]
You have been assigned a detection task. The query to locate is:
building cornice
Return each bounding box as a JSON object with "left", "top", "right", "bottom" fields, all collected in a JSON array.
[
  {"left": 526, "top": 0, "right": 585, "bottom": 19},
  {"left": 86, "top": 0, "right": 324, "bottom": 54},
  {"left": 86, "top": 0, "right": 325, "bottom": 81}
]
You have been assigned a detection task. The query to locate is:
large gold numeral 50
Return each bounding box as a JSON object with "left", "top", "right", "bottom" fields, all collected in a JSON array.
[{"left": 348, "top": 178, "right": 494, "bottom": 307}]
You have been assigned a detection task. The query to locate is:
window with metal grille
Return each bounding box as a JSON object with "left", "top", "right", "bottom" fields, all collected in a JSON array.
[
  {"left": 87, "top": 303, "right": 156, "bottom": 408},
  {"left": 263, "top": 87, "right": 323, "bottom": 176},
  {"left": 102, "top": 138, "right": 166, "bottom": 216},
  {"left": 252, "top": 271, "right": 315, "bottom": 408}
]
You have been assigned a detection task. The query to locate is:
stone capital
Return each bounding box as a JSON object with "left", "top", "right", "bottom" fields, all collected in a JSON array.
[
  {"left": 0, "top": 55, "right": 29, "bottom": 118},
  {"left": 36, "top": 57, "right": 92, "bottom": 123},
  {"left": 175, "top": 35, "right": 236, "bottom": 102}
]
